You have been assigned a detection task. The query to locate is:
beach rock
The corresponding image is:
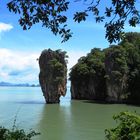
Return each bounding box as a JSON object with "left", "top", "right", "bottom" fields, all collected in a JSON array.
[{"left": 39, "top": 49, "right": 67, "bottom": 103}]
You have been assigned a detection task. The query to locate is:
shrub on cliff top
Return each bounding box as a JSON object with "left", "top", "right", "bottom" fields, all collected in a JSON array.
[{"left": 69, "top": 48, "right": 105, "bottom": 81}]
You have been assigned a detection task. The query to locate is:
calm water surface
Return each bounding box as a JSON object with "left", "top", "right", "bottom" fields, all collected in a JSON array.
[{"left": 0, "top": 87, "right": 140, "bottom": 140}]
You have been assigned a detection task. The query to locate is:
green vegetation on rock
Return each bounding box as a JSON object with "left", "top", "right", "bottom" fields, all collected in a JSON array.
[
  {"left": 39, "top": 49, "right": 68, "bottom": 103},
  {"left": 70, "top": 48, "right": 105, "bottom": 81},
  {"left": 70, "top": 32, "right": 140, "bottom": 104},
  {"left": 70, "top": 48, "right": 106, "bottom": 100}
]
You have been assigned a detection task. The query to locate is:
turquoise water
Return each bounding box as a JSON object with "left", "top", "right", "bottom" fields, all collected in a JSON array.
[{"left": 0, "top": 87, "right": 140, "bottom": 140}]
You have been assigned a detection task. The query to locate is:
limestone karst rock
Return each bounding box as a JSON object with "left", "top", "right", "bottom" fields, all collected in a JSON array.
[
  {"left": 69, "top": 47, "right": 129, "bottom": 103},
  {"left": 69, "top": 33, "right": 140, "bottom": 104},
  {"left": 104, "top": 46, "right": 128, "bottom": 102},
  {"left": 39, "top": 49, "right": 67, "bottom": 103},
  {"left": 70, "top": 48, "right": 106, "bottom": 101}
]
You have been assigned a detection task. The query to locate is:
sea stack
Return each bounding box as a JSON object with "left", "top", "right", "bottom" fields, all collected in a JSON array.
[{"left": 39, "top": 49, "right": 67, "bottom": 103}]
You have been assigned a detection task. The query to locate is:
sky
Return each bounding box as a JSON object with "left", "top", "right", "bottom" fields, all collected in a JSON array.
[{"left": 0, "top": 0, "right": 140, "bottom": 84}]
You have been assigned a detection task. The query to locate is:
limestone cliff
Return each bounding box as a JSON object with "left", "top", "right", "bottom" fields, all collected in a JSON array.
[
  {"left": 104, "top": 46, "right": 128, "bottom": 102},
  {"left": 71, "top": 76, "right": 106, "bottom": 101},
  {"left": 70, "top": 48, "right": 106, "bottom": 101},
  {"left": 70, "top": 46, "right": 129, "bottom": 103},
  {"left": 69, "top": 33, "right": 140, "bottom": 104},
  {"left": 39, "top": 49, "right": 67, "bottom": 103}
]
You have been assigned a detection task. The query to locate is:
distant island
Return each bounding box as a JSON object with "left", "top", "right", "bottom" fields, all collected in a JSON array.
[{"left": 0, "top": 82, "right": 40, "bottom": 87}]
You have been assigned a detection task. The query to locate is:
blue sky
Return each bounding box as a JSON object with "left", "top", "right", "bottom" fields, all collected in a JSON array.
[{"left": 0, "top": 0, "right": 140, "bottom": 84}]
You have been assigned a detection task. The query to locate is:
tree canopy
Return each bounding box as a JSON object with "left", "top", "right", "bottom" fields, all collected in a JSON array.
[{"left": 7, "top": 0, "right": 140, "bottom": 43}]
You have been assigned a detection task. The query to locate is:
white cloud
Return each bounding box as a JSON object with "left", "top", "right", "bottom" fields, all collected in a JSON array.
[
  {"left": 0, "top": 22, "right": 13, "bottom": 33},
  {"left": 67, "top": 50, "right": 88, "bottom": 71},
  {"left": 0, "top": 48, "right": 86, "bottom": 84},
  {"left": 0, "top": 48, "right": 39, "bottom": 84}
]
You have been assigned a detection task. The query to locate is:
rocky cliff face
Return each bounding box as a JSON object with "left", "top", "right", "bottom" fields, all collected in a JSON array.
[
  {"left": 104, "top": 46, "right": 128, "bottom": 102},
  {"left": 69, "top": 33, "right": 140, "bottom": 104},
  {"left": 71, "top": 76, "right": 106, "bottom": 101},
  {"left": 70, "top": 47, "right": 127, "bottom": 103},
  {"left": 70, "top": 48, "right": 106, "bottom": 101},
  {"left": 39, "top": 49, "right": 67, "bottom": 103}
]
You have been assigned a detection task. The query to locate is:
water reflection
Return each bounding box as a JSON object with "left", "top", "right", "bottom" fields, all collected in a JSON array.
[
  {"left": 36, "top": 102, "right": 72, "bottom": 140},
  {"left": 35, "top": 101, "right": 110, "bottom": 140},
  {"left": 35, "top": 100, "right": 140, "bottom": 140}
]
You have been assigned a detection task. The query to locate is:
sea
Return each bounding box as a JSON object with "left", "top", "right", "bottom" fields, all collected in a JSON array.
[{"left": 0, "top": 87, "right": 140, "bottom": 140}]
